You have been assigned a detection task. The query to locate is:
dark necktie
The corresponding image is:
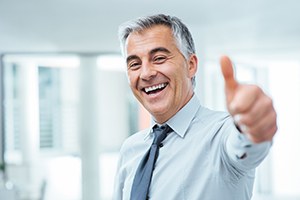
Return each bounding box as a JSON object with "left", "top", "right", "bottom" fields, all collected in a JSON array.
[{"left": 130, "top": 125, "right": 172, "bottom": 200}]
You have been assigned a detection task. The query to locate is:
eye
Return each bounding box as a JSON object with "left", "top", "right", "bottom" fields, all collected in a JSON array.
[
  {"left": 128, "top": 61, "right": 141, "bottom": 70},
  {"left": 153, "top": 56, "right": 167, "bottom": 64}
]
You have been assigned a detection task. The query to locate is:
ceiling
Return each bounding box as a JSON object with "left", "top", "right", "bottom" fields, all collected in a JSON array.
[{"left": 0, "top": 0, "right": 300, "bottom": 57}]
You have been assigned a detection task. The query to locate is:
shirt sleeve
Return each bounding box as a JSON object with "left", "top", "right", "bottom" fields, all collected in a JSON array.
[{"left": 224, "top": 118, "right": 272, "bottom": 171}]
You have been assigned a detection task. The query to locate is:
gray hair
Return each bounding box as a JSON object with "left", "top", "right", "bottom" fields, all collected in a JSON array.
[{"left": 118, "top": 14, "right": 196, "bottom": 87}]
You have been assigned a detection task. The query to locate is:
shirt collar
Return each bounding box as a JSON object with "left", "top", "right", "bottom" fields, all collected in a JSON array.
[{"left": 145, "top": 94, "right": 201, "bottom": 140}]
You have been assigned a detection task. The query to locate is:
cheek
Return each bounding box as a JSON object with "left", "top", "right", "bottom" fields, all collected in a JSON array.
[
  {"left": 128, "top": 73, "right": 142, "bottom": 96},
  {"left": 127, "top": 72, "right": 136, "bottom": 86},
  {"left": 170, "top": 66, "right": 188, "bottom": 82}
]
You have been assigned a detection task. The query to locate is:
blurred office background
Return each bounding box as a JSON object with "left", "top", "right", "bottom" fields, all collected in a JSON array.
[{"left": 0, "top": 0, "right": 300, "bottom": 200}]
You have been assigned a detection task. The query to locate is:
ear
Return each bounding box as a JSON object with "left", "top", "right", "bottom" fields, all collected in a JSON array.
[{"left": 187, "top": 54, "right": 198, "bottom": 78}]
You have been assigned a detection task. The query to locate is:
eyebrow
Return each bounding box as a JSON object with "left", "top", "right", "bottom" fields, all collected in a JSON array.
[
  {"left": 149, "top": 47, "right": 171, "bottom": 56},
  {"left": 126, "top": 47, "right": 171, "bottom": 64},
  {"left": 126, "top": 55, "right": 139, "bottom": 64}
]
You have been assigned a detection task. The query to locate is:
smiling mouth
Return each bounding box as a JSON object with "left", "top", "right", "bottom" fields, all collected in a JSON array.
[{"left": 143, "top": 83, "right": 168, "bottom": 95}]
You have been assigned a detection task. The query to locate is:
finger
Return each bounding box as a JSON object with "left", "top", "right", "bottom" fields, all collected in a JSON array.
[
  {"left": 236, "top": 117, "right": 277, "bottom": 143},
  {"left": 243, "top": 109, "right": 277, "bottom": 137},
  {"left": 234, "top": 94, "right": 273, "bottom": 127},
  {"left": 230, "top": 85, "right": 260, "bottom": 114},
  {"left": 247, "top": 123, "right": 277, "bottom": 143},
  {"left": 220, "top": 55, "right": 238, "bottom": 92},
  {"left": 234, "top": 104, "right": 277, "bottom": 143}
]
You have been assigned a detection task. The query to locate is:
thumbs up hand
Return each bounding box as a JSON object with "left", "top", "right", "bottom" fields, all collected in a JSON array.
[{"left": 220, "top": 56, "right": 277, "bottom": 143}]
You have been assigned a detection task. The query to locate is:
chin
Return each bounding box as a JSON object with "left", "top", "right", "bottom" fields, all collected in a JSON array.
[{"left": 148, "top": 106, "right": 170, "bottom": 117}]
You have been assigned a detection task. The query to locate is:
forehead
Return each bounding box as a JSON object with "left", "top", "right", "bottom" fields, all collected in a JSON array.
[{"left": 125, "top": 25, "right": 178, "bottom": 56}]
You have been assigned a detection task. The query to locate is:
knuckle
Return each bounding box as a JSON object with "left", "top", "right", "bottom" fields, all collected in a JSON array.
[
  {"left": 239, "top": 113, "right": 255, "bottom": 127},
  {"left": 263, "top": 96, "right": 273, "bottom": 108},
  {"left": 249, "top": 85, "right": 262, "bottom": 94},
  {"left": 242, "top": 117, "right": 254, "bottom": 127},
  {"left": 271, "top": 123, "right": 278, "bottom": 134}
]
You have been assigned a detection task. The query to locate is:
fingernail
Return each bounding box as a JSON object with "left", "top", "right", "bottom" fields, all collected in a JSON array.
[
  {"left": 244, "top": 132, "right": 254, "bottom": 143},
  {"left": 240, "top": 124, "right": 248, "bottom": 133}
]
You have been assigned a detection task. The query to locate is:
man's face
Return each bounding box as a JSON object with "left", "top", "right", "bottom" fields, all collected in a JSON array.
[{"left": 125, "top": 25, "right": 197, "bottom": 123}]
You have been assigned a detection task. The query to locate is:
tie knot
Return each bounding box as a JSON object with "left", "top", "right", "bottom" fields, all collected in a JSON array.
[{"left": 152, "top": 125, "right": 171, "bottom": 145}]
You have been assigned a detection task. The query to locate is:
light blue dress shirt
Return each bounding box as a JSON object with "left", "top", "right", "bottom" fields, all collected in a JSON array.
[{"left": 113, "top": 95, "right": 272, "bottom": 200}]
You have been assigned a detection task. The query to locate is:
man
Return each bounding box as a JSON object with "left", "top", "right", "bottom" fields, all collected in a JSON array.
[{"left": 113, "top": 14, "right": 277, "bottom": 200}]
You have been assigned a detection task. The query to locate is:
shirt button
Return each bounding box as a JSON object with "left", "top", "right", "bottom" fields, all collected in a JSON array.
[
  {"left": 236, "top": 153, "right": 247, "bottom": 159},
  {"left": 159, "top": 143, "right": 164, "bottom": 148}
]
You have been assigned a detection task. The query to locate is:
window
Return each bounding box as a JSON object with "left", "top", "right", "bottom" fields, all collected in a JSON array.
[
  {"left": 201, "top": 58, "right": 300, "bottom": 200},
  {"left": 1, "top": 53, "right": 137, "bottom": 199}
]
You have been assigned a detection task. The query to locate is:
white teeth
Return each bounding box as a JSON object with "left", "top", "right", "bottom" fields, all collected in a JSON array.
[{"left": 145, "top": 83, "right": 167, "bottom": 93}]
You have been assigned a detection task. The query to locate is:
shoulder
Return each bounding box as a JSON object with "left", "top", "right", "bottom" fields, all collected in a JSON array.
[
  {"left": 197, "top": 106, "right": 231, "bottom": 124},
  {"left": 191, "top": 106, "right": 236, "bottom": 141}
]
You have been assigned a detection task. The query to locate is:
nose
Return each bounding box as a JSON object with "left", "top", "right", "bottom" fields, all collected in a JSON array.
[{"left": 140, "top": 63, "right": 157, "bottom": 81}]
